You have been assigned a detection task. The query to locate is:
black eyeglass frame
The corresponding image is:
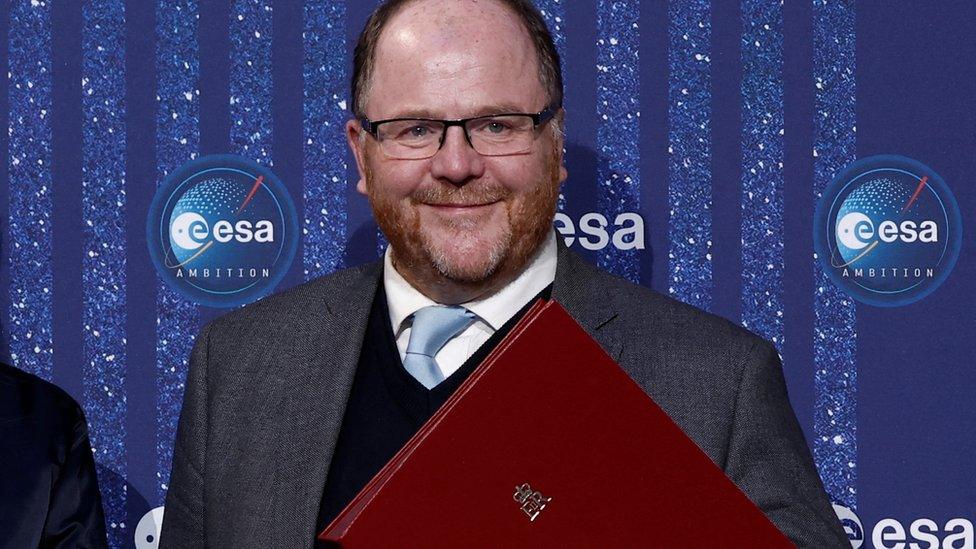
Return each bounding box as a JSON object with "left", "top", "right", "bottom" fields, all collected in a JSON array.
[{"left": 358, "top": 101, "right": 561, "bottom": 154}]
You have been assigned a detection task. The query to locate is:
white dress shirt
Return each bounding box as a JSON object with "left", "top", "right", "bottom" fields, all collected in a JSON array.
[{"left": 384, "top": 230, "right": 558, "bottom": 381}]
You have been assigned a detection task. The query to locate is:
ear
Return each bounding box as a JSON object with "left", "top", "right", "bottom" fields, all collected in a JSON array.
[
  {"left": 346, "top": 118, "right": 369, "bottom": 195},
  {"left": 554, "top": 109, "right": 568, "bottom": 185}
]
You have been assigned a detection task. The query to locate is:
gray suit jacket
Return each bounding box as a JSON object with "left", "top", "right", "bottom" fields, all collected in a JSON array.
[{"left": 160, "top": 243, "right": 849, "bottom": 548}]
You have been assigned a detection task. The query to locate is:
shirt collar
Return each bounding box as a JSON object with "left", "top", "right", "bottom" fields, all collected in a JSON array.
[{"left": 384, "top": 229, "right": 558, "bottom": 337}]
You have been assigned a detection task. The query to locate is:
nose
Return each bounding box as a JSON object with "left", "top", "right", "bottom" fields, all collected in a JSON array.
[{"left": 429, "top": 126, "right": 485, "bottom": 185}]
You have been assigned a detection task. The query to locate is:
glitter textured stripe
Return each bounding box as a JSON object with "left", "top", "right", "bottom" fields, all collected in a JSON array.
[
  {"left": 7, "top": 0, "right": 54, "bottom": 381},
  {"left": 667, "top": 0, "right": 711, "bottom": 309},
  {"left": 231, "top": 0, "right": 273, "bottom": 165},
  {"left": 532, "top": 0, "right": 567, "bottom": 211},
  {"left": 534, "top": 0, "right": 567, "bottom": 61},
  {"left": 155, "top": 0, "right": 200, "bottom": 505},
  {"left": 596, "top": 0, "right": 640, "bottom": 283},
  {"left": 302, "top": 0, "right": 346, "bottom": 279},
  {"left": 82, "top": 1, "right": 127, "bottom": 544},
  {"left": 740, "top": 0, "right": 785, "bottom": 352},
  {"left": 813, "top": 0, "right": 857, "bottom": 508}
]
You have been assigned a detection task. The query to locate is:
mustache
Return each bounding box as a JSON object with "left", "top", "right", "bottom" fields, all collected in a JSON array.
[{"left": 410, "top": 183, "right": 511, "bottom": 206}]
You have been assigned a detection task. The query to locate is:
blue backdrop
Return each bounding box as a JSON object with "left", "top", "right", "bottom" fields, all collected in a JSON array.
[{"left": 2, "top": 1, "right": 973, "bottom": 547}]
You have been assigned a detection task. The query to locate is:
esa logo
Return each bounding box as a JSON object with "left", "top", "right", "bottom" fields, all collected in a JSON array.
[
  {"left": 814, "top": 155, "right": 962, "bottom": 307},
  {"left": 170, "top": 212, "right": 274, "bottom": 246},
  {"left": 553, "top": 212, "right": 645, "bottom": 251},
  {"left": 833, "top": 504, "right": 974, "bottom": 549},
  {"left": 147, "top": 154, "right": 298, "bottom": 308}
]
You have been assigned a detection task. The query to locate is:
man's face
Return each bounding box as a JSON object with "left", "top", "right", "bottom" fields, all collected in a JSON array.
[{"left": 348, "top": 0, "right": 567, "bottom": 287}]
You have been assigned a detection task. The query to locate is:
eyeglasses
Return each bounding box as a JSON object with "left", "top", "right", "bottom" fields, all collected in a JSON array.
[{"left": 359, "top": 102, "right": 560, "bottom": 160}]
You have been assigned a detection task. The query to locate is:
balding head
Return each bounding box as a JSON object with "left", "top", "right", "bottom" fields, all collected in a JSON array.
[{"left": 351, "top": 0, "right": 563, "bottom": 118}]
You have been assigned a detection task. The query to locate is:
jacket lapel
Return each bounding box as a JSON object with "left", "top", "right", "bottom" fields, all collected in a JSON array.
[{"left": 258, "top": 261, "right": 383, "bottom": 547}]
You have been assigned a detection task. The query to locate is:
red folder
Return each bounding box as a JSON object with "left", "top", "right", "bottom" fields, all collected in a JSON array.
[{"left": 319, "top": 300, "right": 793, "bottom": 547}]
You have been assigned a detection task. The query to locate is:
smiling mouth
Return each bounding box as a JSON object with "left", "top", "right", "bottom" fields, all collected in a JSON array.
[{"left": 424, "top": 200, "right": 500, "bottom": 209}]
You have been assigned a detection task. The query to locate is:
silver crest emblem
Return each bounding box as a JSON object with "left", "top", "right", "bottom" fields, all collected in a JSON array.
[{"left": 514, "top": 482, "right": 552, "bottom": 522}]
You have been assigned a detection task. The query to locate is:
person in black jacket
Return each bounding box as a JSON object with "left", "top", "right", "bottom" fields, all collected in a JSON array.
[{"left": 0, "top": 362, "right": 108, "bottom": 548}]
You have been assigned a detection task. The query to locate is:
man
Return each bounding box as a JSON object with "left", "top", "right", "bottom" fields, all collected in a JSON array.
[
  {"left": 161, "top": 0, "right": 848, "bottom": 547},
  {"left": 0, "top": 362, "right": 109, "bottom": 548}
]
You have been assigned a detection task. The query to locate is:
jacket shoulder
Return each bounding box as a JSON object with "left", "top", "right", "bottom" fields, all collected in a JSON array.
[
  {"left": 0, "top": 363, "right": 86, "bottom": 458},
  {"left": 0, "top": 363, "right": 82, "bottom": 424},
  {"left": 206, "top": 260, "right": 381, "bottom": 333},
  {"left": 589, "top": 266, "right": 770, "bottom": 353}
]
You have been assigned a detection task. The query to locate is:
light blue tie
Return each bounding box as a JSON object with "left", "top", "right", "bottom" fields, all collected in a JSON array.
[{"left": 402, "top": 305, "right": 476, "bottom": 389}]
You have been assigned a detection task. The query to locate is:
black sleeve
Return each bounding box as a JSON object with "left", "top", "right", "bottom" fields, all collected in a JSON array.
[{"left": 40, "top": 403, "right": 109, "bottom": 549}]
